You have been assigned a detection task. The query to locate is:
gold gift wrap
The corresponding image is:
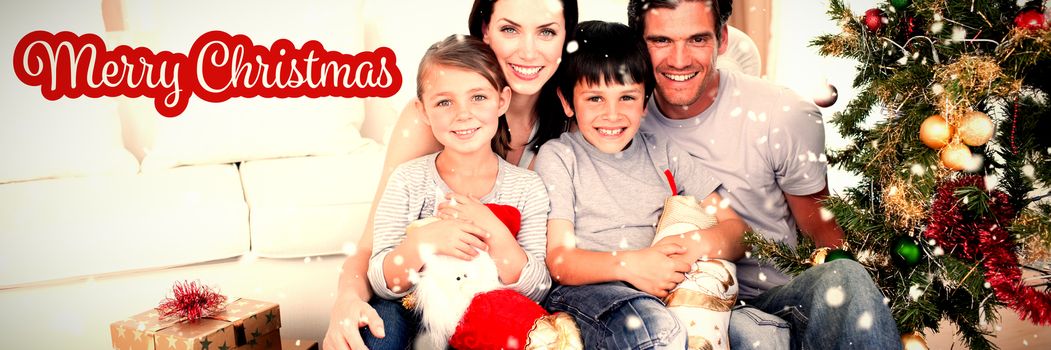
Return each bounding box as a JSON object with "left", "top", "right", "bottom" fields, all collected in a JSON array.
[
  {"left": 110, "top": 309, "right": 237, "bottom": 350},
  {"left": 211, "top": 298, "right": 282, "bottom": 346},
  {"left": 231, "top": 330, "right": 319, "bottom": 350},
  {"left": 110, "top": 298, "right": 281, "bottom": 350}
]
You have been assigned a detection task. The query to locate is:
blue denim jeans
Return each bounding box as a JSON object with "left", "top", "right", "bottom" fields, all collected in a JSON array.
[
  {"left": 729, "top": 260, "right": 902, "bottom": 350},
  {"left": 544, "top": 282, "right": 687, "bottom": 350},
  {"left": 360, "top": 297, "right": 418, "bottom": 350}
]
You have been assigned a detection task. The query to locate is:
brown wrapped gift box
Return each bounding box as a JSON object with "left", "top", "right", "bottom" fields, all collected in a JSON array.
[
  {"left": 232, "top": 330, "right": 318, "bottom": 350},
  {"left": 110, "top": 298, "right": 281, "bottom": 350}
]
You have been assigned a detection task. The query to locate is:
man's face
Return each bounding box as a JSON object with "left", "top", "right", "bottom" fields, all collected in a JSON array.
[{"left": 642, "top": 1, "right": 727, "bottom": 118}]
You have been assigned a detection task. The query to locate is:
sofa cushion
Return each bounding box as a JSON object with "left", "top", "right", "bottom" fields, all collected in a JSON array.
[
  {"left": 116, "top": 0, "right": 369, "bottom": 170},
  {"left": 239, "top": 142, "right": 384, "bottom": 257},
  {"left": 0, "top": 164, "right": 249, "bottom": 287},
  {"left": 1, "top": 1, "right": 138, "bottom": 184}
]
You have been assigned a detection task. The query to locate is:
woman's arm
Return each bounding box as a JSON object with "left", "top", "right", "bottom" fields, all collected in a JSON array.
[
  {"left": 333, "top": 101, "right": 443, "bottom": 299},
  {"left": 324, "top": 101, "right": 443, "bottom": 350}
]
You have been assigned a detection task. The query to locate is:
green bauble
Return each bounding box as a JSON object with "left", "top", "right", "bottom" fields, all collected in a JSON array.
[
  {"left": 890, "top": 0, "right": 911, "bottom": 10},
  {"left": 892, "top": 236, "right": 921, "bottom": 267},
  {"left": 826, "top": 249, "right": 855, "bottom": 262}
]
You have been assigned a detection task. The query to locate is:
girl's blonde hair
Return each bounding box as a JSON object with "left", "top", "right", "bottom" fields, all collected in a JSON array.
[{"left": 417, "top": 35, "right": 511, "bottom": 157}]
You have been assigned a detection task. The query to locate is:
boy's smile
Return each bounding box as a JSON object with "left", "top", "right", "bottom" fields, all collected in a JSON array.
[{"left": 563, "top": 79, "right": 646, "bottom": 154}]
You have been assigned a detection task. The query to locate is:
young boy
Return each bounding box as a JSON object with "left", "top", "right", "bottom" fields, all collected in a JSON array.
[{"left": 535, "top": 21, "right": 748, "bottom": 350}]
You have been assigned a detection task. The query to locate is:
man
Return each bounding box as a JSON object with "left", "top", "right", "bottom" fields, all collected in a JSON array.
[{"left": 627, "top": 1, "right": 902, "bottom": 349}]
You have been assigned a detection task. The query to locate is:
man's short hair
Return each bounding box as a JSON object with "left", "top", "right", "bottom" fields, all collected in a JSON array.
[{"left": 627, "top": 0, "right": 733, "bottom": 43}]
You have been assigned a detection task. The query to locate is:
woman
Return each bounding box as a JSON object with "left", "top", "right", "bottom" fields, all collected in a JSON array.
[{"left": 323, "top": 1, "right": 578, "bottom": 349}]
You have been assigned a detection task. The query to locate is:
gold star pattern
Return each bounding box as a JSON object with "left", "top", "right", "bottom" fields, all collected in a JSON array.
[
  {"left": 115, "top": 326, "right": 126, "bottom": 338},
  {"left": 182, "top": 338, "right": 194, "bottom": 350},
  {"left": 167, "top": 335, "right": 179, "bottom": 349},
  {"left": 132, "top": 330, "right": 143, "bottom": 341}
]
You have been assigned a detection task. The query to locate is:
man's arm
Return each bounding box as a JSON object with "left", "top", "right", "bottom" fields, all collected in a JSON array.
[{"left": 784, "top": 184, "right": 845, "bottom": 248}]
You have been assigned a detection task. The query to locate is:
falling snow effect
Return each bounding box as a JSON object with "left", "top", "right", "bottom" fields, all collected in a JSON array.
[{"left": 825, "top": 286, "right": 846, "bottom": 307}]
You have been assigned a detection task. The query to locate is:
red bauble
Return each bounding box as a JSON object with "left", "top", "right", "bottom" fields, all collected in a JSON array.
[
  {"left": 864, "top": 8, "right": 887, "bottom": 32},
  {"left": 451, "top": 289, "right": 549, "bottom": 350},
  {"left": 1015, "top": 9, "right": 1048, "bottom": 31}
]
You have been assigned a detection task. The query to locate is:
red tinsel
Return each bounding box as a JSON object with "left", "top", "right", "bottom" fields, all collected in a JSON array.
[
  {"left": 156, "top": 280, "right": 227, "bottom": 321},
  {"left": 924, "top": 176, "right": 1051, "bottom": 325}
]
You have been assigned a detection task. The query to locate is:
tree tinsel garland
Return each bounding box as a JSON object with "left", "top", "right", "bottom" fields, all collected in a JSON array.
[
  {"left": 156, "top": 280, "right": 227, "bottom": 321},
  {"left": 923, "top": 175, "right": 1051, "bottom": 325}
]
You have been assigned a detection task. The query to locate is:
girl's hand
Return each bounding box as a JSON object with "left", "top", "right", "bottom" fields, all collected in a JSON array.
[
  {"left": 405, "top": 218, "right": 489, "bottom": 261},
  {"left": 619, "top": 243, "right": 691, "bottom": 298},
  {"left": 436, "top": 193, "right": 512, "bottom": 242}
]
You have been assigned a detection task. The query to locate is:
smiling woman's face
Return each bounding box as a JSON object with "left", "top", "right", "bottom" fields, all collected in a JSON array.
[{"left": 482, "top": 0, "right": 566, "bottom": 97}]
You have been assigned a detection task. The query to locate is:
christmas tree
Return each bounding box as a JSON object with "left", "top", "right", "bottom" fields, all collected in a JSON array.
[{"left": 745, "top": 0, "right": 1051, "bottom": 349}]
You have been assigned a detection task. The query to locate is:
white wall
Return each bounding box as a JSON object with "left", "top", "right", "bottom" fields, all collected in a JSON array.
[{"left": 769, "top": 0, "right": 879, "bottom": 194}]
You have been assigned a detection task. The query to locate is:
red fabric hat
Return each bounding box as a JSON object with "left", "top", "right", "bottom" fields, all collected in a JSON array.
[
  {"left": 484, "top": 203, "right": 521, "bottom": 238},
  {"left": 450, "top": 289, "right": 548, "bottom": 350}
]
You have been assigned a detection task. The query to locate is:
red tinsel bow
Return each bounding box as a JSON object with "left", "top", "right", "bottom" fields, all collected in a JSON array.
[
  {"left": 156, "top": 280, "right": 228, "bottom": 321},
  {"left": 924, "top": 176, "right": 1051, "bottom": 325}
]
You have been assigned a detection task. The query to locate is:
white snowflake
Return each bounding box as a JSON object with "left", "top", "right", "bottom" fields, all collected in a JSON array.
[
  {"left": 910, "top": 163, "right": 925, "bottom": 176},
  {"left": 856, "top": 311, "right": 873, "bottom": 330},
  {"left": 625, "top": 315, "right": 643, "bottom": 330},
  {"left": 908, "top": 284, "right": 924, "bottom": 300},
  {"left": 566, "top": 40, "right": 579, "bottom": 54},
  {"left": 825, "top": 286, "right": 845, "bottom": 307},
  {"left": 951, "top": 26, "right": 967, "bottom": 42}
]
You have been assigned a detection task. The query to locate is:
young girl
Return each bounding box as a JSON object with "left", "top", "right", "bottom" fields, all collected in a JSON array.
[{"left": 363, "top": 34, "right": 551, "bottom": 349}]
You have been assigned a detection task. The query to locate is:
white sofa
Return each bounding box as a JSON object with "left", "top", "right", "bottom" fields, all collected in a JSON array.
[{"left": 0, "top": 1, "right": 649, "bottom": 349}]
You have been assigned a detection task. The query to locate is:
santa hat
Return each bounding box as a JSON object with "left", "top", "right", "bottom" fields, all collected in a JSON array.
[
  {"left": 484, "top": 203, "right": 521, "bottom": 237},
  {"left": 450, "top": 289, "right": 547, "bottom": 350}
]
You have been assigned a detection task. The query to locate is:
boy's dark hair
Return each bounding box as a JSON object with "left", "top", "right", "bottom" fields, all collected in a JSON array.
[
  {"left": 558, "top": 20, "right": 654, "bottom": 110},
  {"left": 417, "top": 34, "right": 512, "bottom": 157},
  {"left": 627, "top": 0, "right": 733, "bottom": 44},
  {"left": 468, "top": 0, "right": 580, "bottom": 154}
]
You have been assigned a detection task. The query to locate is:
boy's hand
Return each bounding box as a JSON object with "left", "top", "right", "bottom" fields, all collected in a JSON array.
[
  {"left": 436, "top": 193, "right": 512, "bottom": 242},
  {"left": 405, "top": 218, "right": 489, "bottom": 261},
  {"left": 619, "top": 243, "right": 691, "bottom": 298}
]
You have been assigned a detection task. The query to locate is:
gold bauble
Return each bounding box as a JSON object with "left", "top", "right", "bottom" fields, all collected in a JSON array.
[
  {"left": 919, "top": 115, "right": 954, "bottom": 149},
  {"left": 958, "top": 111, "right": 995, "bottom": 146},
  {"left": 901, "top": 331, "right": 929, "bottom": 350},
  {"left": 810, "top": 247, "right": 831, "bottom": 265},
  {"left": 941, "top": 143, "right": 972, "bottom": 171}
]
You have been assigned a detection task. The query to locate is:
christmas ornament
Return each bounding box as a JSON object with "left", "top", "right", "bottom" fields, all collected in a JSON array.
[
  {"left": 892, "top": 236, "right": 921, "bottom": 268},
  {"left": 864, "top": 8, "right": 887, "bottom": 32},
  {"left": 919, "top": 115, "right": 954, "bottom": 149},
  {"left": 157, "top": 280, "right": 227, "bottom": 321},
  {"left": 814, "top": 83, "right": 839, "bottom": 108},
  {"left": 1015, "top": 8, "right": 1048, "bottom": 31},
  {"left": 826, "top": 249, "right": 855, "bottom": 262},
  {"left": 925, "top": 176, "right": 1051, "bottom": 325},
  {"left": 958, "top": 111, "right": 994, "bottom": 146},
  {"left": 940, "top": 143, "right": 973, "bottom": 171},
  {"left": 901, "top": 331, "right": 929, "bottom": 350},
  {"left": 890, "top": 0, "right": 911, "bottom": 11},
  {"left": 811, "top": 247, "right": 832, "bottom": 265}
]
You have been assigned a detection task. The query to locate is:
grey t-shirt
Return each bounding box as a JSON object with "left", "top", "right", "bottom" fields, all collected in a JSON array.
[
  {"left": 641, "top": 70, "right": 827, "bottom": 299},
  {"left": 534, "top": 131, "right": 721, "bottom": 252}
]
